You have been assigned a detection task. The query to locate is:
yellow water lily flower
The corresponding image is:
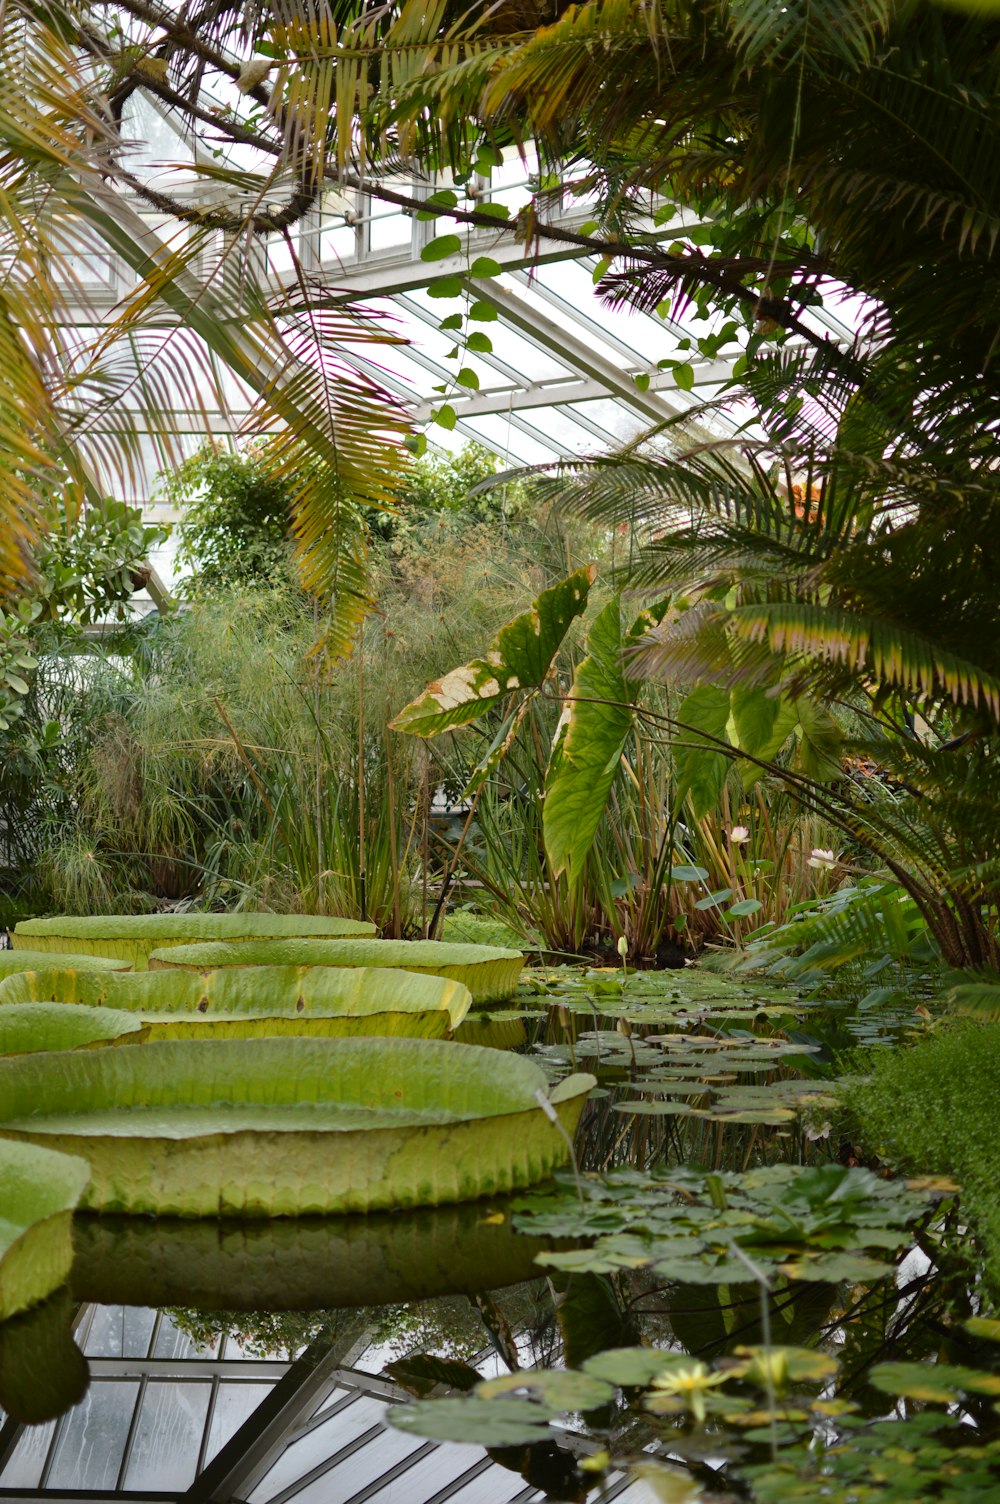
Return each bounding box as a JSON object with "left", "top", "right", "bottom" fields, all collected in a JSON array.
[{"left": 651, "top": 1362, "right": 729, "bottom": 1424}]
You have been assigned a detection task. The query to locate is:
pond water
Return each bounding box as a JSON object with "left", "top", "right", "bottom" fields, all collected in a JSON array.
[{"left": 1, "top": 965, "right": 998, "bottom": 1503}]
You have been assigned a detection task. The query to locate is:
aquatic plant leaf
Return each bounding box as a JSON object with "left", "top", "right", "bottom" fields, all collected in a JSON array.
[
  {"left": 0, "top": 1139, "right": 91, "bottom": 1319},
  {"left": 583, "top": 1347, "right": 690, "bottom": 1387},
  {"left": 385, "top": 1353, "right": 483, "bottom": 1397},
  {"left": 388, "top": 1395, "right": 553, "bottom": 1446},
  {"left": 673, "top": 685, "right": 731, "bottom": 817},
  {"left": 0, "top": 1287, "right": 89, "bottom": 1423},
  {"left": 869, "top": 1360, "right": 1000, "bottom": 1403},
  {"left": 390, "top": 565, "right": 597, "bottom": 736},
  {"left": 0, "top": 949, "right": 128, "bottom": 977},
  {"left": 0, "top": 965, "right": 473, "bottom": 1040},
  {"left": 12, "top": 913, "right": 375, "bottom": 969},
  {"left": 544, "top": 597, "right": 666, "bottom": 882},
  {"left": 0, "top": 1038, "right": 594, "bottom": 1216},
  {"left": 0, "top": 1002, "right": 146, "bottom": 1054},
  {"left": 613, "top": 1100, "right": 694, "bottom": 1116},
  {"left": 148, "top": 939, "right": 525, "bottom": 1004},
  {"left": 513, "top": 1165, "right": 930, "bottom": 1287},
  {"left": 479, "top": 1368, "right": 615, "bottom": 1410}
]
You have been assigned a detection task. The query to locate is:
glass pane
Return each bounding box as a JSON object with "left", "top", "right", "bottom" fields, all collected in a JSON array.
[
  {"left": 0, "top": 1420, "right": 55, "bottom": 1486},
  {"left": 123, "top": 1380, "right": 212, "bottom": 1492},
  {"left": 204, "top": 1382, "right": 276, "bottom": 1464},
  {"left": 46, "top": 1380, "right": 141, "bottom": 1490},
  {"left": 84, "top": 1305, "right": 157, "bottom": 1358},
  {"left": 293, "top": 1424, "right": 424, "bottom": 1503},
  {"left": 249, "top": 1394, "right": 384, "bottom": 1501},
  {"left": 152, "top": 1312, "right": 220, "bottom": 1359},
  {"left": 363, "top": 1442, "right": 485, "bottom": 1503}
]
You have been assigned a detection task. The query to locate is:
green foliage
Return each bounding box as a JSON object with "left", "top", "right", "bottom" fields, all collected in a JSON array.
[
  {"left": 510, "top": 1163, "right": 933, "bottom": 1285},
  {"left": 162, "top": 442, "right": 297, "bottom": 594},
  {"left": 391, "top": 564, "right": 597, "bottom": 737},
  {"left": 845, "top": 1023, "right": 1000, "bottom": 1285}
]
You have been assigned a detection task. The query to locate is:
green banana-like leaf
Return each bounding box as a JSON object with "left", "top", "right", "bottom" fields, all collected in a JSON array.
[
  {"left": 0, "top": 966, "right": 472, "bottom": 1041},
  {"left": 147, "top": 939, "right": 525, "bottom": 1004},
  {"left": 0, "top": 949, "right": 129, "bottom": 978},
  {"left": 0, "top": 1003, "right": 146, "bottom": 1055},
  {"left": 674, "top": 684, "right": 733, "bottom": 817},
  {"left": 0, "top": 1139, "right": 91, "bottom": 1319},
  {"left": 12, "top": 913, "right": 376, "bottom": 970},
  {"left": 675, "top": 686, "right": 844, "bottom": 813},
  {"left": 70, "top": 1196, "right": 549, "bottom": 1311},
  {"left": 543, "top": 597, "right": 667, "bottom": 882},
  {"left": 390, "top": 565, "right": 597, "bottom": 737},
  {"left": 0, "top": 1038, "right": 594, "bottom": 1216}
]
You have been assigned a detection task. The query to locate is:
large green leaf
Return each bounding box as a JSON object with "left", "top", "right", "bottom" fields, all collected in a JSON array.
[
  {"left": 0, "top": 1037, "right": 594, "bottom": 1216},
  {"left": 0, "top": 949, "right": 128, "bottom": 978},
  {"left": 12, "top": 913, "right": 376, "bottom": 970},
  {"left": 0, "top": 1139, "right": 90, "bottom": 1319},
  {"left": 674, "top": 685, "right": 733, "bottom": 817},
  {"left": 390, "top": 565, "right": 597, "bottom": 737},
  {"left": 544, "top": 598, "right": 666, "bottom": 882},
  {"left": 0, "top": 965, "right": 472, "bottom": 1041},
  {"left": 146, "top": 939, "right": 525, "bottom": 1005},
  {"left": 0, "top": 1002, "right": 146, "bottom": 1054}
]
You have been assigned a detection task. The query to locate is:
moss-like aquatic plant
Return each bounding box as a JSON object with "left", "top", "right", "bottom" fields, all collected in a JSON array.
[
  {"left": 845, "top": 1021, "right": 1000, "bottom": 1287},
  {"left": 0, "top": 965, "right": 472, "bottom": 1040},
  {"left": 0, "top": 1037, "right": 592, "bottom": 1216},
  {"left": 0, "top": 1139, "right": 91, "bottom": 1319},
  {"left": 148, "top": 937, "right": 525, "bottom": 1003},
  {"left": 11, "top": 912, "right": 376, "bottom": 969}
]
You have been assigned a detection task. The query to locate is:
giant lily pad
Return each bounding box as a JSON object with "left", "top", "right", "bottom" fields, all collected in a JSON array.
[
  {"left": 0, "top": 1139, "right": 91, "bottom": 1318},
  {"left": 0, "top": 1002, "right": 147, "bottom": 1055},
  {"left": 149, "top": 938, "right": 525, "bottom": 1004},
  {"left": 11, "top": 913, "right": 376, "bottom": 969},
  {"left": 0, "top": 949, "right": 128, "bottom": 978},
  {"left": 0, "top": 1038, "right": 593, "bottom": 1216},
  {"left": 0, "top": 966, "right": 472, "bottom": 1041}
]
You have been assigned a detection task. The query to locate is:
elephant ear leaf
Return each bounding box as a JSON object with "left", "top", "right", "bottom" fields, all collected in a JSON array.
[
  {"left": 544, "top": 597, "right": 668, "bottom": 883},
  {"left": 390, "top": 565, "right": 597, "bottom": 737}
]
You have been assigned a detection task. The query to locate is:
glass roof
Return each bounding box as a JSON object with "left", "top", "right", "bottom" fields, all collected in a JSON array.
[{"left": 0, "top": 1302, "right": 652, "bottom": 1504}]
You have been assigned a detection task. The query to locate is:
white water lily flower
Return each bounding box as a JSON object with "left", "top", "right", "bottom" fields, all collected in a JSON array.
[
  {"left": 617, "top": 935, "right": 629, "bottom": 959},
  {"left": 807, "top": 848, "right": 837, "bottom": 869},
  {"left": 730, "top": 825, "right": 750, "bottom": 844}
]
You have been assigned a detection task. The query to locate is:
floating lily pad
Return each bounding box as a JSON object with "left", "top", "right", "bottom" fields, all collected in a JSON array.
[
  {"left": 0, "top": 1002, "right": 146, "bottom": 1054},
  {"left": 0, "top": 1139, "right": 91, "bottom": 1319},
  {"left": 0, "top": 1038, "right": 593, "bottom": 1216},
  {"left": 0, "top": 966, "right": 472, "bottom": 1042},
  {"left": 12, "top": 913, "right": 376, "bottom": 969},
  {"left": 150, "top": 939, "right": 525, "bottom": 1004},
  {"left": 0, "top": 950, "right": 128, "bottom": 978}
]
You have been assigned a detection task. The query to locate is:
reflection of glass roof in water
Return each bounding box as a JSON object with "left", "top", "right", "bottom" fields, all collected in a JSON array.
[{"left": 0, "top": 1302, "right": 653, "bottom": 1503}]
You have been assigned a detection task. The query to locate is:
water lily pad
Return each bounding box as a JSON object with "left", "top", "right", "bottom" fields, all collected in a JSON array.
[
  {"left": 150, "top": 938, "right": 524, "bottom": 1003},
  {"left": 0, "top": 1139, "right": 91, "bottom": 1319},
  {"left": 0, "top": 1002, "right": 147, "bottom": 1054},
  {"left": 479, "top": 1368, "right": 615, "bottom": 1410},
  {"left": 0, "top": 1038, "right": 593, "bottom": 1216},
  {"left": 13, "top": 913, "right": 375, "bottom": 969},
  {"left": 869, "top": 1361, "right": 1000, "bottom": 1403}
]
